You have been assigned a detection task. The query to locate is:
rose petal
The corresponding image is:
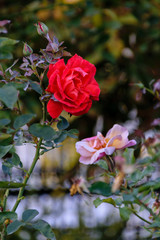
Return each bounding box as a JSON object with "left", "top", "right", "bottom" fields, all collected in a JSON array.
[
  {"left": 47, "top": 99, "right": 63, "bottom": 118},
  {"left": 46, "top": 54, "right": 100, "bottom": 118},
  {"left": 75, "top": 141, "right": 95, "bottom": 157},
  {"left": 106, "top": 124, "right": 129, "bottom": 139},
  {"left": 85, "top": 83, "right": 100, "bottom": 100},
  {"left": 47, "top": 59, "right": 65, "bottom": 79},
  {"left": 90, "top": 148, "right": 107, "bottom": 164},
  {"left": 79, "top": 156, "right": 94, "bottom": 165},
  {"left": 120, "top": 139, "right": 137, "bottom": 149},
  {"left": 104, "top": 146, "right": 115, "bottom": 155},
  {"left": 46, "top": 70, "right": 60, "bottom": 93},
  {"left": 63, "top": 100, "right": 92, "bottom": 116}
]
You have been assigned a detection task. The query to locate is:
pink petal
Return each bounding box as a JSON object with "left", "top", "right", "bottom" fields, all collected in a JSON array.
[
  {"left": 79, "top": 156, "right": 93, "bottom": 165},
  {"left": 106, "top": 124, "right": 128, "bottom": 139},
  {"left": 104, "top": 147, "right": 115, "bottom": 155},
  {"left": 75, "top": 141, "right": 95, "bottom": 157},
  {"left": 90, "top": 149, "right": 106, "bottom": 164},
  {"left": 107, "top": 135, "right": 122, "bottom": 147},
  {"left": 120, "top": 139, "right": 137, "bottom": 149}
]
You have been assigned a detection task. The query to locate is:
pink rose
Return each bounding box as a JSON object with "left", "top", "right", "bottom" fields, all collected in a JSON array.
[
  {"left": 46, "top": 54, "right": 100, "bottom": 118},
  {"left": 75, "top": 124, "right": 136, "bottom": 165}
]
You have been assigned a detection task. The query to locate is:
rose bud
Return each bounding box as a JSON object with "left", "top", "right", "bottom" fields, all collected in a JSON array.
[{"left": 35, "top": 22, "right": 48, "bottom": 36}]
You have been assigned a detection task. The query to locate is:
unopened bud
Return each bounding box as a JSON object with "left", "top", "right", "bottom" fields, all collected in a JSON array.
[
  {"left": 23, "top": 43, "right": 33, "bottom": 56},
  {"left": 4, "top": 219, "right": 10, "bottom": 225},
  {"left": 35, "top": 22, "right": 48, "bottom": 36}
]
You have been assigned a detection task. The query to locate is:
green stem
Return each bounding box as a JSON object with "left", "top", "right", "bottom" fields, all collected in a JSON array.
[
  {"left": 12, "top": 138, "right": 42, "bottom": 212},
  {"left": 42, "top": 102, "right": 47, "bottom": 124},
  {"left": 2, "top": 189, "right": 9, "bottom": 211},
  {"left": 134, "top": 195, "right": 157, "bottom": 219},
  {"left": 131, "top": 204, "right": 151, "bottom": 225},
  {"left": 16, "top": 100, "right": 21, "bottom": 114},
  {"left": 133, "top": 211, "right": 151, "bottom": 225},
  {"left": 1, "top": 224, "right": 7, "bottom": 240}
]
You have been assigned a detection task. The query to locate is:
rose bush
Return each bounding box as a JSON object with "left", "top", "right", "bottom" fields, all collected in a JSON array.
[
  {"left": 75, "top": 124, "right": 136, "bottom": 164},
  {"left": 46, "top": 54, "right": 100, "bottom": 118}
]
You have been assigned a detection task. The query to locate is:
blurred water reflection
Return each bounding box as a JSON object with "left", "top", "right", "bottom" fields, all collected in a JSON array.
[
  {"left": 0, "top": 137, "right": 151, "bottom": 240},
  {"left": 7, "top": 192, "right": 150, "bottom": 240}
]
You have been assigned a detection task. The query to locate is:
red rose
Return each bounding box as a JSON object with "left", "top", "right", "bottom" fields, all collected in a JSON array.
[{"left": 46, "top": 54, "right": 100, "bottom": 118}]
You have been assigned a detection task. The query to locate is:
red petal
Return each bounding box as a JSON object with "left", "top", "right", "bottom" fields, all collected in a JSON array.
[
  {"left": 47, "top": 100, "right": 63, "bottom": 118},
  {"left": 85, "top": 83, "right": 100, "bottom": 100},
  {"left": 63, "top": 100, "right": 92, "bottom": 116},
  {"left": 47, "top": 59, "right": 65, "bottom": 79}
]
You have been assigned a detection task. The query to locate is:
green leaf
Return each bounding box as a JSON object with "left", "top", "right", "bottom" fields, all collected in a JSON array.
[
  {"left": 29, "top": 124, "right": 56, "bottom": 140},
  {"left": 0, "top": 212, "right": 17, "bottom": 224},
  {"left": 130, "top": 169, "right": 143, "bottom": 183},
  {"left": 150, "top": 221, "right": 160, "bottom": 228},
  {"left": 123, "top": 148, "right": 135, "bottom": 164},
  {"left": 3, "top": 153, "right": 22, "bottom": 168},
  {"left": 102, "top": 198, "right": 116, "bottom": 207},
  {"left": 0, "top": 51, "right": 13, "bottom": 60},
  {"left": 0, "top": 85, "right": 18, "bottom": 109},
  {"left": 13, "top": 114, "right": 36, "bottom": 129},
  {"left": 93, "top": 197, "right": 116, "bottom": 208},
  {"left": 119, "top": 207, "right": 132, "bottom": 221},
  {"left": 22, "top": 209, "right": 39, "bottom": 222},
  {"left": 89, "top": 181, "right": 112, "bottom": 197},
  {"left": 137, "top": 156, "right": 153, "bottom": 165},
  {"left": 0, "top": 181, "right": 25, "bottom": 188},
  {"left": 29, "top": 80, "right": 42, "bottom": 94},
  {"left": 2, "top": 163, "right": 12, "bottom": 176},
  {"left": 114, "top": 197, "right": 123, "bottom": 206},
  {"left": 32, "top": 220, "right": 56, "bottom": 240},
  {"left": 0, "top": 133, "right": 12, "bottom": 141},
  {"left": 93, "top": 197, "right": 103, "bottom": 208},
  {"left": 54, "top": 131, "right": 67, "bottom": 144},
  {"left": 105, "top": 21, "right": 122, "bottom": 29},
  {"left": 133, "top": 83, "right": 144, "bottom": 89},
  {"left": 7, "top": 82, "right": 27, "bottom": 90},
  {"left": 11, "top": 153, "right": 22, "bottom": 167},
  {"left": 57, "top": 116, "right": 69, "bottom": 130},
  {"left": 67, "top": 129, "right": 79, "bottom": 139},
  {"left": 123, "top": 193, "right": 135, "bottom": 202},
  {"left": 7, "top": 220, "right": 25, "bottom": 235},
  {"left": 0, "top": 144, "right": 12, "bottom": 158},
  {"left": 0, "top": 118, "right": 11, "bottom": 127},
  {"left": 137, "top": 178, "right": 160, "bottom": 193},
  {"left": 130, "top": 166, "right": 154, "bottom": 184},
  {"left": 0, "top": 37, "right": 19, "bottom": 48},
  {"left": 96, "top": 159, "right": 108, "bottom": 170}
]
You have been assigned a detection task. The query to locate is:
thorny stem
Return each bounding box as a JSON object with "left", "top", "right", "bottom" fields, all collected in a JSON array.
[
  {"left": 12, "top": 138, "right": 42, "bottom": 212},
  {"left": 2, "top": 189, "right": 9, "bottom": 211},
  {"left": 133, "top": 195, "right": 157, "bottom": 219},
  {"left": 12, "top": 61, "right": 48, "bottom": 212},
  {"left": 42, "top": 101, "right": 47, "bottom": 124},
  {"left": 12, "top": 89, "right": 47, "bottom": 212},
  {"left": 1, "top": 224, "right": 7, "bottom": 240},
  {"left": 0, "top": 190, "right": 10, "bottom": 240}
]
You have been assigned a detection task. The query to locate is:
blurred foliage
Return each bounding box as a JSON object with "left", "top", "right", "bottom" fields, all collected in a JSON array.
[
  {"left": 7, "top": 223, "right": 126, "bottom": 240},
  {"left": 1, "top": 0, "right": 160, "bottom": 136}
]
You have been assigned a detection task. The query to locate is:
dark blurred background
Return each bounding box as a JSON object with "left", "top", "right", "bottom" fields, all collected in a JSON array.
[{"left": 1, "top": 0, "right": 160, "bottom": 239}]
